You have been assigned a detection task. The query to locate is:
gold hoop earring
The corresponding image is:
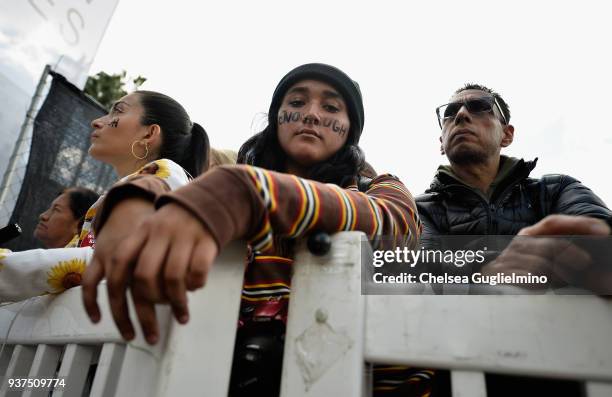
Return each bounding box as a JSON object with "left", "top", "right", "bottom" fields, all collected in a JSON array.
[{"left": 131, "top": 140, "right": 149, "bottom": 160}]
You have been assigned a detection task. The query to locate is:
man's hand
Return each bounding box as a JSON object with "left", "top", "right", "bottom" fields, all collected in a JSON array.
[
  {"left": 518, "top": 214, "right": 610, "bottom": 236},
  {"left": 482, "top": 215, "right": 611, "bottom": 290},
  {"left": 481, "top": 236, "right": 591, "bottom": 288},
  {"left": 82, "top": 201, "right": 219, "bottom": 344}
]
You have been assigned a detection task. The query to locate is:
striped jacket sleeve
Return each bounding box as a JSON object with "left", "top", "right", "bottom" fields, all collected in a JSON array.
[{"left": 157, "top": 165, "right": 421, "bottom": 253}]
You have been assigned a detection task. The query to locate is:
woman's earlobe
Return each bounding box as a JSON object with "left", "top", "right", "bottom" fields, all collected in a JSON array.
[{"left": 142, "top": 125, "right": 162, "bottom": 153}]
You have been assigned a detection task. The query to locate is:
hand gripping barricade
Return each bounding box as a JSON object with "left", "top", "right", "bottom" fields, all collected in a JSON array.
[{"left": 1, "top": 232, "right": 612, "bottom": 396}]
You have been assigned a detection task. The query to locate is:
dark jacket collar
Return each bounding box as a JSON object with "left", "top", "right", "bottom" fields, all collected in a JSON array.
[{"left": 426, "top": 156, "right": 538, "bottom": 194}]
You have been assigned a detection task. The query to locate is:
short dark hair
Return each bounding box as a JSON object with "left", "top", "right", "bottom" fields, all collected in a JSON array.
[
  {"left": 63, "top": 187, "right": 99, "bottom": 230},
  {"left": 455, "top": 83, "right": 511, "bottom": 123},
  {"left": 136, "top": 91, "right": 210, "bottom": 177}
]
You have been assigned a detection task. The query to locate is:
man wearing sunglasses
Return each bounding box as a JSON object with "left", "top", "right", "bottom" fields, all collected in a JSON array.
[
  {"left": 416, "top": 83, "right": 611, "bottom": 288},
  {"left": 414, "top": 84, "right": 612, "bottom": 396}
]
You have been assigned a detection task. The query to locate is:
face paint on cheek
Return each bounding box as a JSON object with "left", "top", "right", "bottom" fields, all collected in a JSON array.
[
  {"left": 321, "top": 118, "right": 348, "bottom": 137},
  {"left": 108, "top": 118, "right": 119, "bottom": 128},
  {"left": 278, "top": 110, "right": 302, "bottom": 125}
]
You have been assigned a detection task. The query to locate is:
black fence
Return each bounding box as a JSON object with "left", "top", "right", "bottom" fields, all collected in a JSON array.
[{"left": 5, "top": 71, "right": 116, "bottom": 250}]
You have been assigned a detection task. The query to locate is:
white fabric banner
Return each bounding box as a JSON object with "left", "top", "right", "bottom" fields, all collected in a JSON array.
[
  {"left": 0, "top": 0, "right": 120, "bottom": 91},
  {"left": 0, "top": 0, "right": 119, "bottom": 197}
]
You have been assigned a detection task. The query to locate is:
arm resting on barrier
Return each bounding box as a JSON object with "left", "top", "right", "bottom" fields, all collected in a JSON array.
[
  {"left": 84, "top": 165, "right": 421, "bottom": 343},
  {"left": 157, "top": 165, "right": 421, "bottom": 252}
]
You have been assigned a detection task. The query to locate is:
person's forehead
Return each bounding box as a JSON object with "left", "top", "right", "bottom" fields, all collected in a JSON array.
[
  {"left": 450, "top": 89, "right": 491, "bottom": 102},
  {"left": 286, "top": 79, "right": 341, "bottom": 97},
  {"left": 116, "top": 92, "right": 139, "bottom": 106},
  {"left": 53, "top": 192, "right": 71, "bottom": 206}
]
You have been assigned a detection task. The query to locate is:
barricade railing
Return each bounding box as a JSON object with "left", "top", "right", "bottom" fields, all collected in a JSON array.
[{"left": 1, "top": 232, "right": 611, "bottom": 396}]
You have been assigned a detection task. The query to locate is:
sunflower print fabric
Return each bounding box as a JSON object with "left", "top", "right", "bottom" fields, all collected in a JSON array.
[
  {"left": 46, "top": 258, "right": 88, "bottom": 293},
  {"left": 0, "top": 159, "right": 190, "bottom": 303}
]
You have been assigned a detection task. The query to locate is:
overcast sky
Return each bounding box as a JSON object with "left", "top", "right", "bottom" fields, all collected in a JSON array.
[{"left": 90, "top": 0, "right": 612, "bottom": 205}]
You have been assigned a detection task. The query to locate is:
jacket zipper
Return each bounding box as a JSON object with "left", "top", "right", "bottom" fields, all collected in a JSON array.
[
  {"left": 443, "top": 184, "right": 494, "bottom": 233},
  {"left": 442, "top": 173, "right": 526, "bottom": 234},
  {"left": 432, "top": 159, "right": 536, "bottom": 235}
]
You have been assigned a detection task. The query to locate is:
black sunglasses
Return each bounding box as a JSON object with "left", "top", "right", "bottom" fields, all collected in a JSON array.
[{"left": 436, "top": 97, "right": 507, "bottom": 129}]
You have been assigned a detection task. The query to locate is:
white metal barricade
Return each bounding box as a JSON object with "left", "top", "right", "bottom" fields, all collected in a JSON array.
[
  {"left": 1, "top": 232, "right": 611, "bottom": 396},
  {"left": 282, "top": 232, "right": 612, "bottom": 397},
  {"left": 0, "top": 241, "right": 246, "bottom": 396}
]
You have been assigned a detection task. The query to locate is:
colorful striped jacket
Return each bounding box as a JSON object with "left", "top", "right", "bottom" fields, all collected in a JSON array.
[
  {"left": 156, "top": 165, "right": 421, "bottom": 324},
  {"left": 97, "top": 164, "right": 429, "bottom": 396}
]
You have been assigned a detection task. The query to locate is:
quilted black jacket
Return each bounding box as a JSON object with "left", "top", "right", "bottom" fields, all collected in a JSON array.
[{"left": 416, "top": 158, "right": 611, "bottom": 247}]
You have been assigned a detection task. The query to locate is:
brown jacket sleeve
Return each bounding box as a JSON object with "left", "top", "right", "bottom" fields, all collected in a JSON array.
[
  {"left": 93, "top": 175, "right": 170, "bottom": 234},
  {"left": 156, "top": 165, "right": 420, "bottom": 252}
]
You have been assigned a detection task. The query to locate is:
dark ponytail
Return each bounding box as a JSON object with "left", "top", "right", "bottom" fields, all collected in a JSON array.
[
  {"left": 185, "top": 122, "right": 210, "bottom": 176},
  {"left": 136, "top": 90, "right": 209, "bottom": 177}
]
